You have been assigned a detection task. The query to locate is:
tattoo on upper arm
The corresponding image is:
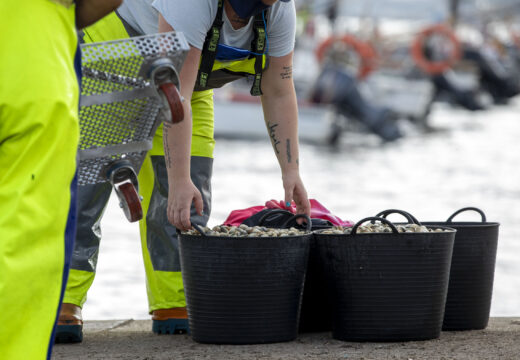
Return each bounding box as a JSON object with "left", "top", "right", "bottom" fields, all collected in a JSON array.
[
  {"left": 163, "top": 122, "right": 173, "bottom": 169},
  {"left": 280, "top": 65, "right": 292, "bottom": 80},
  {"left": 286, "top": 139, "right": 292, "bottom": 163},
  {"left": 268, "top": 122, "right": 280, "bottom": 154}
]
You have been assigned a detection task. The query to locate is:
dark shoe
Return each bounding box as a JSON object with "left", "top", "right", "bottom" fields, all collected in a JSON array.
[
  {"left": 152, "top": 307, "right": 189, "bottom": 334},
  {"left": 55, "top": 303, "right": 83, "bottom": 343}
]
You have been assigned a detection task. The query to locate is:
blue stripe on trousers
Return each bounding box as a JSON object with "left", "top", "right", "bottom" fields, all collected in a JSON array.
[
  {"left": 46, "top": 171, "right": 78, "bottom": 359},
  {"left": 46, "top": 45, "right": 81, "bottom": 360}
]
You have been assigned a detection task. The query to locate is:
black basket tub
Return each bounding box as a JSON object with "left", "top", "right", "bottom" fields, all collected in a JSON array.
[
  {"left": 422, "top": 207, "right": 500, "bottom": 331},
  {"left": 178, "top": 222, "right": 312, "bottom": 344},
  {"left": 315, "top": 217, "right": 456, "bottom": 342}
]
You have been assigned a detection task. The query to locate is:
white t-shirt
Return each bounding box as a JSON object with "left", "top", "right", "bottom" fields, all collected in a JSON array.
[
  {"left": 152, "top": 0, "right": 296, "bottom": 57},
  {"left": 117, "top": 0, "right": 159, "bottom": 35}
]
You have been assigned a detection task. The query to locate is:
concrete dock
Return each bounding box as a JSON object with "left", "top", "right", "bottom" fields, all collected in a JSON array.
[{"left": 51, "top": 317, "right": 520, "bottom": 359}]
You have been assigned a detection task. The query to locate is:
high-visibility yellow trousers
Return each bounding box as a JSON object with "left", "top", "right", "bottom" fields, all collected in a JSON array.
[{"left": 0, "top": 1, "right": 79, "bottom": 359}]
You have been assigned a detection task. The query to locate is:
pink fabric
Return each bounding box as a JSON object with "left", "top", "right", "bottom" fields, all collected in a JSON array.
[
  {"left": 223, "top": 205, "right": 265, "bottom": 227},
  {"left": 223, "top": 199, "right": 353, "bottom": 227}
]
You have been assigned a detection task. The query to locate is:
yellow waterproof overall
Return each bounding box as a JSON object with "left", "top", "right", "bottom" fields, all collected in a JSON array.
[
  {"left": 64, "top": 6, "right": 267, "bottom": 313},
  {"left": 0, "top": 1, "right": 79, "bottom": 359}
]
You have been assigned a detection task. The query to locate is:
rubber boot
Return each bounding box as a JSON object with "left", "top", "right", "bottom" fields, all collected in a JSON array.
[
  {"left": 152, "top": 307, "right": 189, "bottom": 335},
  {"left": 55, "top": 303, "right": 83, "bottom": 343}
]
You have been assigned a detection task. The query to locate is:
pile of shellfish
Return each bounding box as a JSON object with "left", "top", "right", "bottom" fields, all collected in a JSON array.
[
  {"left": 182, "top": 223, "right": 450, "bottom": 237},
  {"left": 182, "top": 224, "right": 309, "bottom": 237},
  {"left": 318, "top": 223, "right": 448, "bottom": 234}
]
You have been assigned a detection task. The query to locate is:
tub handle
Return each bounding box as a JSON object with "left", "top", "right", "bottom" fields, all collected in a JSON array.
[
  {"left": 375, "top": 209, "right": 421, "bottom": 225},
  {"left": 282, "top": 214, "right": 313, "bottom": 232},
  {"left": 191, "top": 223, "right": 209, "bottom": 237},
  {"left": 351, "top": 217, "right": 399, "bottom": 235},
  {"left": 258, "top": 209, "right": 294, "bottom": 227},
  {"left": 446, "top": 207, "right": 486, "bottom": 223}
]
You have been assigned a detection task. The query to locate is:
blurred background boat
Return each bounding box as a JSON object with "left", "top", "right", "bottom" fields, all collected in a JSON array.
[
  {"left": 213, "top": 0, "right": 520, "bottom": 144},
  {"left": 213, "top": 88, "right": 338, "bottom": 144}
]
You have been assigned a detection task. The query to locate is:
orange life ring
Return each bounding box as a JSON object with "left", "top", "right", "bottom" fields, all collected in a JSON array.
[
  {"left": 410, "top": 24, "right": 461, "bottom": 75},
  {"left": 315, "top": 34, "right": 378, "bottom": 79}
]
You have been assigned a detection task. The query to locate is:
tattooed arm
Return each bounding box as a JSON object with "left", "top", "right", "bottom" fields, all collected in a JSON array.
[
  {"left": 159, "top": 15, "right": 203, "bottom": 231},
  {"left": 261, "top": 51, "right": 311, "bottom": 216}
]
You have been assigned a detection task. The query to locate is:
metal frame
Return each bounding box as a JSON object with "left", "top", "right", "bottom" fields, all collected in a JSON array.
[{"left": 77, "top": 31, "right": 189, "bottom": 186}]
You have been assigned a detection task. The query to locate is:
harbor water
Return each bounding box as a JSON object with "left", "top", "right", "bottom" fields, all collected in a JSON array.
[{"left": 83, "top": 98, "right": 520, "bottom": 320}]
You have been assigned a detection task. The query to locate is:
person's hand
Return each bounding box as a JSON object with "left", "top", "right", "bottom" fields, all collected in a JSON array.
[
  {"left": 167, "top": 180, "right": 203, "bottom": 231},
  {"left": 282, "top": 170, "right": 311, "bottom": 216}
]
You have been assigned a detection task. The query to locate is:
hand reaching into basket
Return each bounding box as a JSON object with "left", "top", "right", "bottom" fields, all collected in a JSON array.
[
  {"left": 167, "top": 180, "right": 204, "bottom": 231},
  {"left": 282, "top": 170, "right": 311, "bottom": 217}
]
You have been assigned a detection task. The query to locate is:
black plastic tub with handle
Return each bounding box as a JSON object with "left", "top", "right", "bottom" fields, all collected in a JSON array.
[
  {"left": 178, "top": 216, "right": 312, "bottom": 344},
  {"left": 315, "top": 217, "right": 456, "bottom": 342},
  {"left": 420, "top": 207, "right": 500, "bottom": 331}
]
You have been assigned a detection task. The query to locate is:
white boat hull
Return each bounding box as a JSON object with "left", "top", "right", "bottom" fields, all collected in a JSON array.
[{"left": 213, "top": 99, "right": 336, "bottom": 144}]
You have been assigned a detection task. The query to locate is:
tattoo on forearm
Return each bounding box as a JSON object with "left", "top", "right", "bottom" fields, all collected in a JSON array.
[
  {"left": 286, "top": 139, "right": 292, "bottom": 163},
  {"left": 280, "top": 65, "right": 292, "bottom": 80},
  {"left": 163, "top": 123, "right": 173, "bottom": 169},
  {"left": 296, "top": 158, "right": 299, "bottom": 167},
  {"left": 268, "top": 122, "right": 280, "bottom": 154}
]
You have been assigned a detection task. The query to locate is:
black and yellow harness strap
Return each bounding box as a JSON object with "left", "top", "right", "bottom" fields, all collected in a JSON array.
[
  {"left": 250, "top": 12, "right": 267, "bottom": 96},
  {"left": 196, "top": 0, "right": 225, "bottom": 90},
  {"left": 196, "top": 0, "right": 268, "bottom": 96}
]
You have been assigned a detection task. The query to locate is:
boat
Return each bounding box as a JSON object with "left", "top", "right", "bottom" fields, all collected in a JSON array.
[{"left": 213, "top": 87, "right": 338, "bottom": 145}]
